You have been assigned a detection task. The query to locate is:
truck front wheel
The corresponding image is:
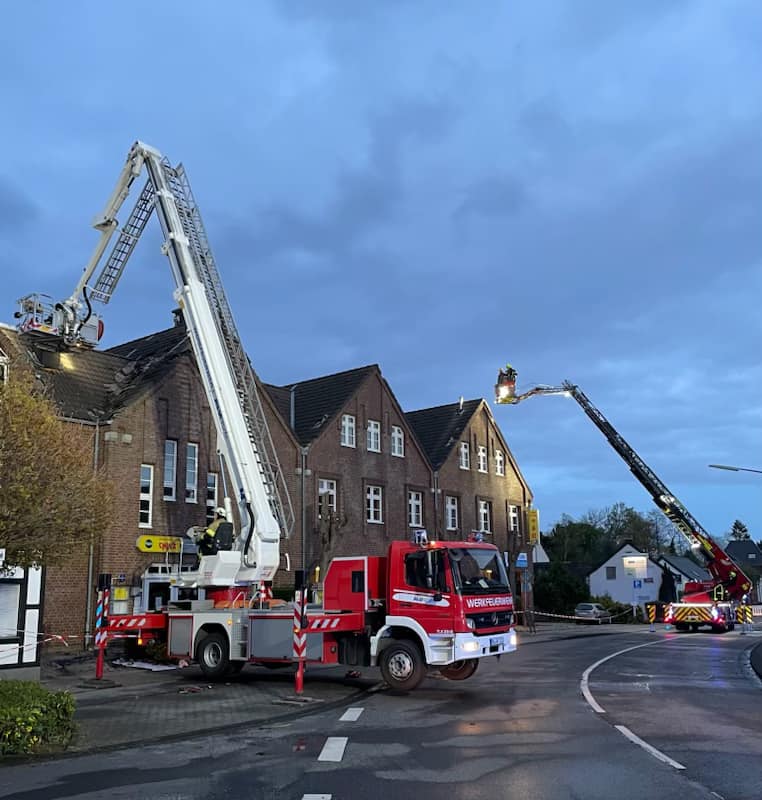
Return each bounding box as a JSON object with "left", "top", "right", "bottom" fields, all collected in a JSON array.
[
  {"left": 379, "top": 641, "right": 426, "bottom": 692},
  {"left": 439, "top": 659, "right": 479, "bottom": 681},
  {"left": 197, "top": 632, "right": 230, "bottom": 679}
]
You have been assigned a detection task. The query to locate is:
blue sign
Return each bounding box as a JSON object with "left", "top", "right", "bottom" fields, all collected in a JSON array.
[
  {"left": 633, "top": 579, "right": 642, "bottom": 589},
  {"left": 516, "top": 553, "right": 528, "bottom": 568}
]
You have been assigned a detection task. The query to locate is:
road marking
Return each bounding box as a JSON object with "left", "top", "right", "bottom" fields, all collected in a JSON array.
[
  {"left": 339, "top": 707, "right": 364, "bottom": 722},
  {"left": 318, "top": 737, "right": 348, "bottom": 762},
  {"left": 615, "top": 725, "right": 685, "bottom": 770},
  {"left": 581, "top": 640, "right": 663, "bottom": 713}
]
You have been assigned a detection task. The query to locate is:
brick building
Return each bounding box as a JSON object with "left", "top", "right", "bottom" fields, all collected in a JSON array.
[{"left": 3, "top": 315, "right": 533, "bottom": 646}]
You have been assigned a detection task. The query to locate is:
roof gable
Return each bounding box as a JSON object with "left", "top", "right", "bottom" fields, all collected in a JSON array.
[
  {"left": 725, "top": 540, "right": 762, "bottom": 566},
  {"left": 405, "top": 399, "right": 482, "bottom": 470},
  {"left": 267, "top": 365, "right": 377, "bottom": 446},
  {"left": 656, "top": 554, "right": 711, "bottom": 581}
]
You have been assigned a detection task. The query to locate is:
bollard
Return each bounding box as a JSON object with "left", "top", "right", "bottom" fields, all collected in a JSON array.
[
  {"left": 94, "top": 588, "right": 110, "bottom": 679},
  {"left": 293, "top": 587, "right": 307, "bottom": 694}
]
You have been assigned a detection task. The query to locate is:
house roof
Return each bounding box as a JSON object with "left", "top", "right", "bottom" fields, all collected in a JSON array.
[
  {"left": 405, "top": 399, "right": 483, "bottom": 470},
  {"left": 725, "top": 540, "right": 762, "bottom": 568},
  {"left": 266, "top": 365, "right": 377, "bottom": 446},
  {"left": 657, "top": 554, "right": 711, "bottom": 582}
]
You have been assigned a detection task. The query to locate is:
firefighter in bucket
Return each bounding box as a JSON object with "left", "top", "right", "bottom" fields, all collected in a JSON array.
[{"left": 495, "top": 364, "right": 518, "bottom": 404}]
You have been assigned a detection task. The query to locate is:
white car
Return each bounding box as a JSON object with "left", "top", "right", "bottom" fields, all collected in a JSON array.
[{"left": 574, "top": 602, "right": 612, "bottom": 624}]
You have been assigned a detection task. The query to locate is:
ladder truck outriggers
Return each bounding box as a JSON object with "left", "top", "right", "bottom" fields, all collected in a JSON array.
[
  {"left": 495, "top": 367, "right": 751, "bottom": 633},
  {"left": 15, "top": 142, "right": 517, "bottom": 691}
]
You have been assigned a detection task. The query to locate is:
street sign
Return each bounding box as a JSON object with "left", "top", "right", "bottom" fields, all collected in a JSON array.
[
  {"left": 633, "top": 579, "right": 642, "bottom": 589},
  {"left": 0, "top": 548, "right": 5, "bottom": 567},
  {"left": 516, "top": 552, "right": 528, "bottom": 568},
  {"left": 135, "top": 535, "right": 182, "bottom": 553}
]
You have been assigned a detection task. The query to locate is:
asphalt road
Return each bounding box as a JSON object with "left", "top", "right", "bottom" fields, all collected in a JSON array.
[{"left": 2, "top": 629, "right": 761, "bottom": 800}]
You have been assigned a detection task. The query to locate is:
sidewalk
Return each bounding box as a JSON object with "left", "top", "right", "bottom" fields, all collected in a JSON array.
[{"left": 35, "top": 621, "right": 762, "bottom": 756}]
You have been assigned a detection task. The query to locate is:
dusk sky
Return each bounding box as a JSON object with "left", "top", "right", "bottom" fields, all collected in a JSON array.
[{"left": 2, "top": 2, "right": 760, "bottom": 543}]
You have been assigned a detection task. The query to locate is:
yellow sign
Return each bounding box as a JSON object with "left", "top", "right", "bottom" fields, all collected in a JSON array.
[
  {"left": 136, "top": 535, "right": 182, "bottom": 553},
  {"left": 527, "top": 509, "right": 540, "bottom": 545}
]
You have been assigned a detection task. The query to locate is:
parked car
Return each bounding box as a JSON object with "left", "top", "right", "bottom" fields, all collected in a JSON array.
[{"left": 574, "top": 602, "right": 612, "bottom": 624}]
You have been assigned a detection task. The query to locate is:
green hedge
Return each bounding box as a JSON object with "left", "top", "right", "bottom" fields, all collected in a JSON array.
[{"left": 0, "top": 681, "right": 76, "bottom": 756}]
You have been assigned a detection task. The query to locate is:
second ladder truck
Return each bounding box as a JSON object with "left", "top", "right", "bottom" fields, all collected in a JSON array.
[{"left": 495, "top": 367, "right": 751, "bottom": 633}]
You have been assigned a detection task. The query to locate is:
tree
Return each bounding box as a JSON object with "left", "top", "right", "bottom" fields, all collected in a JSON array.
[
  {"left": 533, "top": 562, "right": 588, "bottom": 614},
  {"left": 729, "top": 519, "right": 750, "bottom": 540},
  {"left": 0, "top": 371, "right": 113, "bottom": 569}
]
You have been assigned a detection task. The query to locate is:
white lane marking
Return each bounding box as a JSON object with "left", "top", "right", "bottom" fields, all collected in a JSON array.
[
  {"left": 318, "top": 736, "right": 348, "bottom": 762},
  {"left": 615, "top": 725, "right": 685, "bottom": 770},
  {"left": 302, "top": 795, "right": 331, "bottom": 799},
  {"left": 339, "top": 707, "right": 364, "bottom": 722},
  {"left": 581, "top": 640, "right": 663, "bottom": 713}
]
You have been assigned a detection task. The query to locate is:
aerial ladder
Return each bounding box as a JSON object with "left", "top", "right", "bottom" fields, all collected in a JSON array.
[
  {"left": 16, "top": 141, "right": 294, "bottom": 587},
  {"left": 495, "top": 366, "right": 751, "bottom": 631}
]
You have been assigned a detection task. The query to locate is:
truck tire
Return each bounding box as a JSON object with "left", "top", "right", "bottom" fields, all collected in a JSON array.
[
  {"left": 439, "top": 659, "right": 479, "bottom": 681},
  {"left": 379, "top": 640, "right": 426, "bottom": 692},
  {"left": 196, "top": 632, "right": 230, "bottom": 680}
]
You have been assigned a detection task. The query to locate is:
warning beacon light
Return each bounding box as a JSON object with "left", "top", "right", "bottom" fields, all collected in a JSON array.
[{"left": 495, "top": 364, "right": 518, "bottom": 404}]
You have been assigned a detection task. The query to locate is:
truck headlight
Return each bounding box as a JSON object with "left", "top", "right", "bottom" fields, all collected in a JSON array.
[{"left": 462, "top": 641, "right": 480, "bottom": 652}]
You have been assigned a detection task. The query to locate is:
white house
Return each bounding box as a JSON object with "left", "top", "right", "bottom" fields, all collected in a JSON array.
[
  {"left": 588, "top": 543, "right": 663, "bottom": 607},
  {"left": 0, "top": 565, "right": 44, "bottom": 680}
]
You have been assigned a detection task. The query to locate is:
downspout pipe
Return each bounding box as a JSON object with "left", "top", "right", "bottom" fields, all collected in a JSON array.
[{"left": 84, "top": 417, "right": 103, "bottom": 648}]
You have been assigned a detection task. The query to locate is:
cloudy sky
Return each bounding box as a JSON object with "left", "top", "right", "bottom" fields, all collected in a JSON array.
[{"left": 2, "top": 1, "right": 760, "bottom": 542}]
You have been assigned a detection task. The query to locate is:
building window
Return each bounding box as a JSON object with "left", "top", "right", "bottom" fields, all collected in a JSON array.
[
  {"left": 459, "top": 442, "right": 470, "bottom": 470},
  {"left": 163, "top": 440, "right": 177, "bottom": 501},
  {"left": 367, "top": 419, "right": 381, "bottom": 452},
  {"left": 205, "top": 473, "right": 218, "bottom": 525},
  {"left": 408, "top": 490, "right": 423, "bottom": 527},
  {"left": 445, "top": 496, "right": 459, "bottom": 531},
  {"left": 509, "top": 505, "right": 519, "bottom": 534},
  {"left": 391, "top": 425, "right": 405, "bottom": 457},
  {"left": 185, "top": 443, "right": 198, "bottom": 503},
  {"left": 366, "top": 485, "right": 383, "bottom": 524},
  {"left": 341, "top": 414, "right": 356, "bottom": 448},
  {"left": 478, "top": 499, "right": 492, "bottom": 532},
  {"left": 139, "top": 464, "right": 153, "bottom": 528},
  {"left": 318, "top": 478, "right": 337, "bottom": 519},
  {"left": 495, "top": 450, "right": 505, "bottom": 476},
  {"left": 606, "top": 566, "right": 616, "bottom": 580},
  {"left": 477, "top": 445, "right": 488, "bottom": 473}
]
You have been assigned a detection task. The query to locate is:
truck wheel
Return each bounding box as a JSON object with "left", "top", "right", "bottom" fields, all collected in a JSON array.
[
  {"left": 379, "top": 641, "right": 426, "bottom": 692},
  {"left": 439, "top": 659, "right": 479, "bottom": 681},
  {"left": 196, "top": 632, "right": 230, "bottom": 680}
]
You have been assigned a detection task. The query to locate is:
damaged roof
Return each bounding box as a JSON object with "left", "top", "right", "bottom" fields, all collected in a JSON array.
[{"left": 405, "top": 399, "right": 482, "bottom": 470}]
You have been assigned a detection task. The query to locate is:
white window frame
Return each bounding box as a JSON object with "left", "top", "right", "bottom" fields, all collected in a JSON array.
[
  {"left": 367, "top": 419, "right": 381, "bottom": 452},
  {"left": 408, "top": 490, "right": 423, "bottom": 527},
  {"left": 509, "top": 504, "right": 519, "bottom": 534},
  {"left": 205, "top": 472, "right": 218, "bottom": 526},
  {"left": 185, "top": 443, "right": 198, "bottom": 503},
  {"left": 445, "top": 496, "right": 459, "bottom": 531},
  {"left": 477, "top": 445, "right": 488, "bottom": 473},
  {"left": 341, "top": 414, "right": 356, "bottom": 448},
  {"left": 0, "top": 350, "right": 7, "bottom": 385},
  {"left": 366, "top": 485, "right": 383, "bottom": 524},
  {"left": 391, "top": 425, "right": 405, "bottom": 457},
  {"left": 478, "top": 499, "right": 492, "bottom": 533},
  {"left": 163, "top": 440, "right": 177, "bottom": 501},
  {"left": 495, "top": 450, "right": 505, "bottom": 476},
  {"left": 459, "top": 442, "right": 470, "bottom": 470},
  {"left": 318, "top": 478, "right": 337, "bottom": 518},
  {"left": 139, "top": 464, "right": 153, "bottom": 528}
]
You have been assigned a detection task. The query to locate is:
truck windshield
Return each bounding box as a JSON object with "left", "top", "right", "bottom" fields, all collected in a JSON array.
[{"left": 448, "top": 548, "right": 511, "bottom": 595}]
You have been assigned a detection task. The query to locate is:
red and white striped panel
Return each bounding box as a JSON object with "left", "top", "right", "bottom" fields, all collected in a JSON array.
[
  {"left": 293, "top": 594, "right": 306, "bottom": 659},
  {"left": 308, "top": 617, "right": 341, "bottom": 630}
]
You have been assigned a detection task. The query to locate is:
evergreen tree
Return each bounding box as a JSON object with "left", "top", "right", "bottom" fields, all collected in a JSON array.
[{"left": 729, "top": 519, "right": 750, "bottom": 540}]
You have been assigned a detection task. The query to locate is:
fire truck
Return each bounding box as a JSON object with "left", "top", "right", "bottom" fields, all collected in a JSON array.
[
  {"left": 15, "top": 141, "right": 517, "bottom": 690},
  {"left": 495, "top": 368, "right": 751, "bottom": 633}
]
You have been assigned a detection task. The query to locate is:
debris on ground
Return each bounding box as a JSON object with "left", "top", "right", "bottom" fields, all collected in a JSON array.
[{"left": 111, "top": 658, "right": 177, "bottom": 672}]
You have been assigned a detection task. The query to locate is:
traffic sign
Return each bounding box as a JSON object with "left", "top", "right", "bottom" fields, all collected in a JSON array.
[
  {"left": 135, "top": 535, "right": 182, "bottom": 553},
  {"left": 516, "top": 552, "right": 528, "bottom": 568},
  {"left": 633, "top": 579, "right": 642, "bottom": 589},
  {"left": 0, "top": 548, "right": 5, "bottom": 566}
]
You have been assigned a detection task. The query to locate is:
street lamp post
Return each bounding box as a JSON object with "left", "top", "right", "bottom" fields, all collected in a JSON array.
[{"left": 709, "top": 464, "right": 762, "bottom": 475}]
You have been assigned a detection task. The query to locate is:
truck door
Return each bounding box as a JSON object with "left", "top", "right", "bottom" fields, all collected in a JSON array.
[{"left": 393, "top": 549, "right": 453, "bottom": 636}]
